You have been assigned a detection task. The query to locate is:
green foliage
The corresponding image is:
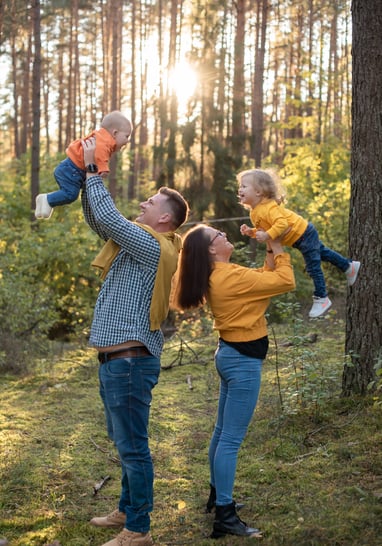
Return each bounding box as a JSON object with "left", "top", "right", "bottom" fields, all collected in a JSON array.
[
  {"left": 280, "top": 136, "right": 351, "bottom": 257},
  {"left": 0, "top": 162, "right": 102, "bottom": 372},
  {"left": 269, "top": 301, "right": 344, "bottom": 418},
  {"left": 368, "top": 348, "right": 382, "bottom": 407}
]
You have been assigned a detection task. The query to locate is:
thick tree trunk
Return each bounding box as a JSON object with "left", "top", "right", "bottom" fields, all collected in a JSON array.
[{"left": 343, "top": 0, "right": 382, "bottom": 395}]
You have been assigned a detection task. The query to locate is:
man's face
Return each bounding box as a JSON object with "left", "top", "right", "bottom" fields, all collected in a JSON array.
[{"left": 135, "top": 192, "right": 170, "bottom": 228}]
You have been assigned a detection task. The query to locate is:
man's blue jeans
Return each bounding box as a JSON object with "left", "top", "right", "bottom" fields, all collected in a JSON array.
[
  {"left": 98, "top": 355, "right": 160, "bottom": 533},
  {"left": 47, "top": 157, "right": 85, "bottom": 207},
  {"left": 293, "top": 222, "right": 350, "bottom": 297},
  {"left": 208, "top": 340, "right": 263, "bottom": 506}
]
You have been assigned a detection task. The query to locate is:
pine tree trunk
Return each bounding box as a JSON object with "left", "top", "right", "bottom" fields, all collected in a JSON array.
[
  {"left": 343, "top": 0, "right": 382, "bottom": 395},
  {"left": 30, "top": 0, "right": 41, "bottom": 219}
]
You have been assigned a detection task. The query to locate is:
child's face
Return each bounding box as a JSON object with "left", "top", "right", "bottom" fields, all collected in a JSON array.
[
  {"left": 238, "top": 177, "right": 263, "bottom": 208},
  {"left": 113, "top": 122, "right": 132, "bottom": 150}
]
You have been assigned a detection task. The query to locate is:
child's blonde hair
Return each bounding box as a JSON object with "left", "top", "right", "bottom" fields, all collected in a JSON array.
[{"left": 237, "top": 168, "right": 286, "bottom": 204}]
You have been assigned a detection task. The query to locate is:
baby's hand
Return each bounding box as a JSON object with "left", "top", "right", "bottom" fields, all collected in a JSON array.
[
  {"left": 255, "top": 230, "right": 270, "bottom": 243},
  {"left": 240, "top": 224, "right": 254, "bottom": 237}
]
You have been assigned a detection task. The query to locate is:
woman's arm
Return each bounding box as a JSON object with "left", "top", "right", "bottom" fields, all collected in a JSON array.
[{"left": 264, "top": 237, "right": 285, "bottom": 268}]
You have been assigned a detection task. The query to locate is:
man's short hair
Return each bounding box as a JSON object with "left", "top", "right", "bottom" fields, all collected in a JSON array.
[{"left": 159, "top": 187, "right": 189, "bottom": 229}]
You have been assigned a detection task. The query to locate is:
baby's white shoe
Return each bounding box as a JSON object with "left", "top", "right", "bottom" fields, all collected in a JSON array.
[
  {"left": 346, "top": 261, "right": 360, "bottom": 286},
  {"left": 35, "top": 194, "right": 53, "bottom": 219},
  {"left": 309, "top": 296, "right": 332, "bottom": 318}
]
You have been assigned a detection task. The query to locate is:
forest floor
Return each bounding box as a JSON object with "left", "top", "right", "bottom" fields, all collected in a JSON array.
[{"left": 1, "top": 310, "right": 382, "bottom": 546}]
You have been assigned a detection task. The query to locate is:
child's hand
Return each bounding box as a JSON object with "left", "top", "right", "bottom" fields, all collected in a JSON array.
[
  {"left": 255, "top": 229, "right": 270, "bottom": 243},
  {"left": 240, "top": 224, "right": 254, "bottom": 237}
]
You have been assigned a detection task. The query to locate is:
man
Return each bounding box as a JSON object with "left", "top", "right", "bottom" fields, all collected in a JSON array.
[{"left": 81, "top": 138, "right": 189, "bottom": 546}]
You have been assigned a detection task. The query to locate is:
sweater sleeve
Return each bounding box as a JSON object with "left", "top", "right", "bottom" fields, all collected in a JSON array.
[
  {"left": 239, "top": 253, "right": 296, "bottom": 298},
  {"left": 265, "top": 202, "right": 290, "bottom": 240}
]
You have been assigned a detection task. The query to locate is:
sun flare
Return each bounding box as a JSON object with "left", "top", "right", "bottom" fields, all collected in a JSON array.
[{"left": 168, "top": 61, "right": 198, "bottom": 111}]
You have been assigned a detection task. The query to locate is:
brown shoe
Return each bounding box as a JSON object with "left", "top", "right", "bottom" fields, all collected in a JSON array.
[
  {"left": 101, "top": 529, "right": 154, "bottom": 546},
  {"left": 90, "top": 509, "right": 126, "bottom": 528}
]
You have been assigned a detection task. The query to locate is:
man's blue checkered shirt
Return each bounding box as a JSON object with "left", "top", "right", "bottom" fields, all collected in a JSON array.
[{"left": 82, "top": 176, "right": 164, "bottom": 358}]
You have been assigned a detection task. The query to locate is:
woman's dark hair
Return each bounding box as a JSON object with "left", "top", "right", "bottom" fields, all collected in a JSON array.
[{"left": 173, "top": 225, "right": 213, "bottom": 310}]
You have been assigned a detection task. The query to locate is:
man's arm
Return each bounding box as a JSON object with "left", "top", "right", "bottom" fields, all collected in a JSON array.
[
  {"left": 81, "top": 183, "right": 109, "bottom": 241},
  {"left": 81, "top": 137, "right": 160, "bottom": 267}
]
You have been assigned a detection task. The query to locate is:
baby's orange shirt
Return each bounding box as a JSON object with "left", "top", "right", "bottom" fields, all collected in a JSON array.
[{"left": 66, "top": 127, "right": 117, "bottom": 174}]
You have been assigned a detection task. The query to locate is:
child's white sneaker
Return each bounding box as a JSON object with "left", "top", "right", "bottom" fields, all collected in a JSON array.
[
  {"left": 346, "top": 261, "right": 360, "bottom": 286},
  {"left": 309, "top": 296, "right": 332, "bottom": 318},
  {"left": 35, "top": 193, "right": 53, "bottom": 219}
]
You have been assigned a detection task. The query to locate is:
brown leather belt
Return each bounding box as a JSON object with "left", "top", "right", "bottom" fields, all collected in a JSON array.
[{"left": 98, "top": 346, "right": 151, "bottom": 363}]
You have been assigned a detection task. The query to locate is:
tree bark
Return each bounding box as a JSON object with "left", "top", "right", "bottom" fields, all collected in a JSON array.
[
  {"left": 343, "top": 0, "right": 382, "bottom": 395},
  {"left": 30, "top": 0, "right": 41, "bottom": 219},
  {"left": 232, "top": 0, "right": 245, "bottom": 165},
  {"left": 251, "top": 0, "right": 268, "bottom": 166}
]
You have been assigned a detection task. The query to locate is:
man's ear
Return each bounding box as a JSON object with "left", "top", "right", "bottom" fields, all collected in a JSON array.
[{"left": 158, "top": 211, "right": 172, "bottom": 225}]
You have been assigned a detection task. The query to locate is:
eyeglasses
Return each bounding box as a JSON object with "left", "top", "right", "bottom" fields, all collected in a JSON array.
[{"left": 209, "top": 231, "right": 224, "bottom": 245}]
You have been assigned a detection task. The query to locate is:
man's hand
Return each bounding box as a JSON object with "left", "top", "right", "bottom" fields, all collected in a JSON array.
[{"left": 81, "top": 136, "right": 96, "bottom": 166}]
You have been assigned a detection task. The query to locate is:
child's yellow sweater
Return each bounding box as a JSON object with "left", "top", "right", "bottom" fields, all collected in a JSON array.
[{"left": 250, "top": 198, "right": 308, "bottom": 246}]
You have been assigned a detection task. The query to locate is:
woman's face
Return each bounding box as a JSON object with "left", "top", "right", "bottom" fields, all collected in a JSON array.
[{"left": 206, "top": 228, "right": 234, "bottom": 258}]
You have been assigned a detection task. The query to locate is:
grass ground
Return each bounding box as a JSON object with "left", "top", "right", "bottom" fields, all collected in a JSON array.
[{"left": 1, "top": 312, "right": 381, "bottom": 546}]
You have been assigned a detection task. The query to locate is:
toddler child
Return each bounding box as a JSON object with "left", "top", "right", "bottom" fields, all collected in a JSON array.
[
  {"left": 35, "top": 111, "right": 132, "bottom": 219},
  {"left": 238, "top": 168, "right": 360, "bottom": 318}
]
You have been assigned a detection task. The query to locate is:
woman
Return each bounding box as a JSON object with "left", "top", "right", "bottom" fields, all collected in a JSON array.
[{"left": 173, "top": 225, "right": 295, "bottom": 539}]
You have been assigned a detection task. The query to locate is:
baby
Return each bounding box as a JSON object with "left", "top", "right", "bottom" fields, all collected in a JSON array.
[
  {"left": 238, "top": 168, "right": 360, "bottom": 318},
  {"left": 35, "top": 111, "right": 132, "bottom": 219}
]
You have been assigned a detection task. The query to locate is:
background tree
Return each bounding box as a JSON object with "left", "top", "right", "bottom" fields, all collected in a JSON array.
[
  {"left": 30, "top": 0, "right": 41, "bottom": 219},
  {"left": 343, "top": 0, "right": 382, "bottom": 395},
  {"left": 250, "top": 0, "right": 268, "bottom": 167}
]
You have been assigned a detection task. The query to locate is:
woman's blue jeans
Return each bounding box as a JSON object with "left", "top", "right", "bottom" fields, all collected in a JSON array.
[
  {"left": 98, "top": 355, "right": 160, "bottom": 533},
  {"left": 208, "top": 340, "right": 263, "bottom": 506},
  {"left": 293, "top": 222, "right": 350, "bottom": 297}
]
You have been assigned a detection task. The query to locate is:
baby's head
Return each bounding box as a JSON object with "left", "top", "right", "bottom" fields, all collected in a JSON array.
[
  {"left": 101, "top": 111, "right": 132, "bottom": 150},
  {"left": 237, "top": 169, "right": 279, "bottom": 199},
  {"left": 237, "top": 168, "right": 285, "bottom": 209}
]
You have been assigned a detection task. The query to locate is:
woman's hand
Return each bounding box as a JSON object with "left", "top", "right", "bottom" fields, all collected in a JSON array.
[
  {"left": 268, "top": 236, "right": 284, "bottom": 256},
  {"left": 255, "top": 229, "right": 270, "bottom": 243}
]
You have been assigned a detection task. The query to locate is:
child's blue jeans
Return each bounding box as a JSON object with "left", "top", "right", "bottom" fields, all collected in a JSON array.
[
  {"left": 293, "top": 222, "right": 350, "bottom": 297},
  {"left": 47, "top": 157, "right": 85, "bottom": 207}
]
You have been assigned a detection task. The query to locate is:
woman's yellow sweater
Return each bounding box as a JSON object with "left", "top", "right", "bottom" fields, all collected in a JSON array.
[{"left": 208, "top": 253, "right": 295, "bottom": 342}]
